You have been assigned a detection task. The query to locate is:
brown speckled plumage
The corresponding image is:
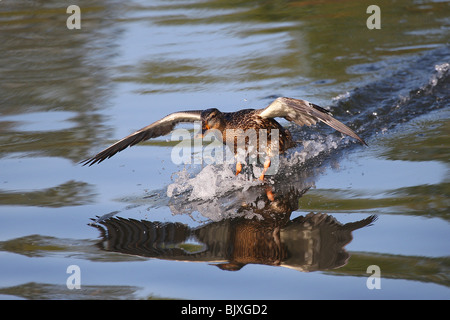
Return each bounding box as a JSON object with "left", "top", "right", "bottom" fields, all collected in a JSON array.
[{"left": 201, "top": 108, "right": 295, "bottom": 157}]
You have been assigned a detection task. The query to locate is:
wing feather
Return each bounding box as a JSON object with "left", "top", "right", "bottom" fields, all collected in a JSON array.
[
  {"left": 258, "top": 97, "right": 366, "bottom": 145},
  {"left": 81, "top": 111, "right": 202, "bottom": 166}
]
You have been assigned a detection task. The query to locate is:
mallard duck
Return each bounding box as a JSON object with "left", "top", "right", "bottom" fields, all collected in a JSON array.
[{"left": 82, "top": 97, "right": 366, "bottom": 179}]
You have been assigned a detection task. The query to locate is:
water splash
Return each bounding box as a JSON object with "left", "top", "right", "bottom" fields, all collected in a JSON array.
[
  {"left": 165, "top": 132, "right": 343, "bottom": 205},
  {"left": 167, "top": 164, "right": 261, "bottom": 201}
]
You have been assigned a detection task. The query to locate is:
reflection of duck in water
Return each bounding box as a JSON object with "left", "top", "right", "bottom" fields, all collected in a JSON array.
[
  {"left": 213, "top": 212, "right": 376, "bottom": 272},
  {"left": 91, "top": 185, "right": 376, "bottom": 272},
  {"left": 82, "top": 97, "right": 366, "bottom": 180}
]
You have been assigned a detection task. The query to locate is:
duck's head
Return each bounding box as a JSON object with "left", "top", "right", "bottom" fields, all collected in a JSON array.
[{"left": 201, "top": 108, "right": 225, "bottom": 134}]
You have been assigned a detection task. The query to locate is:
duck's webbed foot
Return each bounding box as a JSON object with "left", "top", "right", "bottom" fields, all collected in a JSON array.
[
  {"left": 235, "top": 161, "right": 242, "bottom": 176},
  {"left": 258, "top": 157, "right": 271, "bottom": 181}
]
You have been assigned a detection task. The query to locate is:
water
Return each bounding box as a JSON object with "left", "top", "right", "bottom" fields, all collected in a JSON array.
[{"left": 0, "top": 0, "right": 449, "bottom": 300}]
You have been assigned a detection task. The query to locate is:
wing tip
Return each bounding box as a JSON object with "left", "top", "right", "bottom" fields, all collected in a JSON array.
[
  {"left": 345, "top": 131, "right": 367, "bottom": 147},
  {"left": 80, "top": 152, "right": 112, "bottom": 166},
  {"left": 361, "top": 139, "right": 368, "bottom": 147},
  {"left": 353, "top": 133, "right": 368, "bottom": 146},
  {"left": 79, "top": 157, "right": 101, "bottom": 166}
]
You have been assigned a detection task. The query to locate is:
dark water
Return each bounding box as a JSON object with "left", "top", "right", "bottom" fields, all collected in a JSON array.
[{"left": 0, "top": 0, "right": 449, "bottom": 300}]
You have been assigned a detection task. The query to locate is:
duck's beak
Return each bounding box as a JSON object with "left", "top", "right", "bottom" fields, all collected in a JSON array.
[{"left": 196, "top": 124, "right": 210, "bottom": 139}]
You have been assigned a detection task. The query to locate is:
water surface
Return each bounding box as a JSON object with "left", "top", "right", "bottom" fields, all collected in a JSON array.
[{"left": 0, "top": 0, "right": 449, "bottom": 300}]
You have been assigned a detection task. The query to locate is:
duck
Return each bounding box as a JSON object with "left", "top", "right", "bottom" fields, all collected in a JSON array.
[{"left": 82, "top": 97, "right": 366, "bottom": 180}]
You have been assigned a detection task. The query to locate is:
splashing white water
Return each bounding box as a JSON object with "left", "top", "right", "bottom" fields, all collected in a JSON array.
[
  {"left": 285, "top": 136, "right": 340, "bottom": 166},
  {"left": 429, "top": 62, "right": 449, "bottom": 87},
  {"left": 166, "top": 164, "right": 260, "bottom": 201},
  {"left": 166, "top": 135, "right": 342, "bottom": 201}
]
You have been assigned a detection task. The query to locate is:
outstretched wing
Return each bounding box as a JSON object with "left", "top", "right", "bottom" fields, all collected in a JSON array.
[
  {"left": 81, "top": 110, "right": 202, "bottom": 166},
  {"left": 258, "top": 97, "right": 366, "bottom": 145}
]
